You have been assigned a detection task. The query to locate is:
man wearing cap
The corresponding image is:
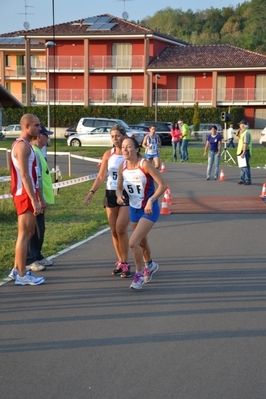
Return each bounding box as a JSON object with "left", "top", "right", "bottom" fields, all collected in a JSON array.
[
  {"left": 236, "top": 119, "right": 252, "bottom": 185},
  {"left": 40, "top": 125, "right": 53, "bottom": 160},
  {"left": 178, "top": 120, "right": 191, "bottom": 162},
  {"left": 26, "top": 126, "right": 55, "bottom": 271},
  {"left": 227, "top": 123, "right": 235, "bottom": 148}
]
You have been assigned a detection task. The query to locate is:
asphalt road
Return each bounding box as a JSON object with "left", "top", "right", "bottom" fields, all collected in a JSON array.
[{"left": 1, "top": 156, "right": 266, "bottom": 399}]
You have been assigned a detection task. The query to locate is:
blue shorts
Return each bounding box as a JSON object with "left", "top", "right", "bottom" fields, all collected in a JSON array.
[
  {"left": 145, "top": 152, "right": 159, "bottom": 160},
  {"left": 130, "top": 201, "right": 160, "bottom": 223}
]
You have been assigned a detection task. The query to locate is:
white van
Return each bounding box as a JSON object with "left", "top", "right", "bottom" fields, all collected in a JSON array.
[{"left": 76, "top": 117, "right": 129, "bottom": 134}]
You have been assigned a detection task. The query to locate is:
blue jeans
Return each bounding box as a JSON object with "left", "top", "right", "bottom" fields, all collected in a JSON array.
[
  {"left": 172, "top": 141, "right": 178, "bottom": 161},
  {"left": 181, "top": 140, "right": 189, "bottom": 161},
  {"left": 207, "top": 151, "right": 220, "bottom": 179},
  {"left": 240, "top": 151, "right": 251, "bottom": 183}
]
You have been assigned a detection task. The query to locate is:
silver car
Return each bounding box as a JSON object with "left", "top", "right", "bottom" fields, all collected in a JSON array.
[
  {"left": 67, "top": 126, "right": 145, "bottom": 147},
  {"left": 2, "top": 124, "right": 22, "bottom": 138}
]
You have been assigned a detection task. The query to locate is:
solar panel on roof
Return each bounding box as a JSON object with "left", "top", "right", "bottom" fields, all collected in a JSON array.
[
  {"left": 0, "top": 37, "right": 25, "bottom": 44},
  {"left": 83, "top": 16, "right": 112, "bottom": 25},
  {"left": 87, "top": 23, "right": 116, "bottom": 31}
]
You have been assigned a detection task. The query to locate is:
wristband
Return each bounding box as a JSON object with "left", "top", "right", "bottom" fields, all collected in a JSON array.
[{"left": 89, "top": 190, "right": 95, "bottom": 194}]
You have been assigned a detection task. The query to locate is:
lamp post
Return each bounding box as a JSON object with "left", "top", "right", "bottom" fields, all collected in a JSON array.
[
  {"left": 45, "top": 41, "right": 56, "bottom": 131},
  {"left": 155, "top": 74, "right": 161, "bottom": 122}
]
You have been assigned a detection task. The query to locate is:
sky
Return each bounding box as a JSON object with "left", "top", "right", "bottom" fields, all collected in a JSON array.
[{"left": 1, "top": 0, "right": 246, "bottom": 35}]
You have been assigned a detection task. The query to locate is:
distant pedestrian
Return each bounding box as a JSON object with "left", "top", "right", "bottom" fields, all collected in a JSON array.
[
  {"left": 116, "top": 137, "right": 167, "bottom": 290},
  {"left": 178, "top": 120, "right": 191, "bottom": 162},
  {"left": 227, "top": 123, "right": 235, "bottom": 148},
  {"left": 236, "top": 119, "right": 252, "bottom": 185},
  {"left": 142, "top": 124, "right": 161, "bottom": 169},
  {"left": 170, "top": 122, "right": 181, "bottom": 161},
  {"left": 203, "top": 125, "right": 222, "bottom": 180}
]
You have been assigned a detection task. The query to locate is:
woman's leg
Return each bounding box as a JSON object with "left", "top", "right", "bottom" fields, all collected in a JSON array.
[
  {"left": 115, "top": 206, "right": 130, "bottom": 263},
  {"left": 129, "top": 218, "right": 154, "bottom": 273},
  {"left": 106, "top": 207, "right": 122, "bottom": 261}
]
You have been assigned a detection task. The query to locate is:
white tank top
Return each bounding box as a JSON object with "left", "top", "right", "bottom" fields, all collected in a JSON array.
[
  {"left": 106, "top": 148, "right": 124, "bottom": 190},
  {"left": 122, "top": 158, "right": 155, "bottom": 209}
]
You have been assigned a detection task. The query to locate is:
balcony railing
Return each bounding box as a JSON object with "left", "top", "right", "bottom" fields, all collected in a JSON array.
[
  {"left": 10, "top": 87, "right": 266, "bottom": 106},
  {"left": 89, "top": 55, "right": 144, "bottom": 70}
]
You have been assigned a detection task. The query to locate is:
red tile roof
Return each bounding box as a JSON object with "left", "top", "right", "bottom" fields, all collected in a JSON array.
[{"left": 149, "top": 44, "right": 266, "bottom": 69}]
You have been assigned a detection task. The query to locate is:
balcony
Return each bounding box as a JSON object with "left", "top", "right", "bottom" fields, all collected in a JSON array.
[{"left": 89, "top": 55, "right": 144, "bottom": 71}]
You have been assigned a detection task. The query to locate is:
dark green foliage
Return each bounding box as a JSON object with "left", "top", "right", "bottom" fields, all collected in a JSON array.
[
  {"left": 138, "top": 0, "right": 266, "bottom": 54},
  {"left": 2, "top": 105, "right": 245, "bottom": 127}
]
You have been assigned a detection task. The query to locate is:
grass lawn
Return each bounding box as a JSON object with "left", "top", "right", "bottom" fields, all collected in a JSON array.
[{"left": 1, "top": 138, "right": 266, "bottom": 279}]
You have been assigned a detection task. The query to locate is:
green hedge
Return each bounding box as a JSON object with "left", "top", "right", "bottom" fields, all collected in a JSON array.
[{"left": 2, "top": 105, "right": 245, "bottom": 128}]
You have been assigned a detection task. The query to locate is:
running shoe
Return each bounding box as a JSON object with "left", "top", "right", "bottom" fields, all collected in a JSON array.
[
  {"left": 130, "top": 273, "right": 144, "bottom": 290},
  {"left": 26, "top": 261, "right": 46, "bottom": 272},
  {"left": 112, "top": 261, "right": 123, "bottom": 276},
  {"left": 143, "top": 262, "right": 159, "bottom": 284},
  {"left": 120, "top": 263, "right": 131, "bottom": 278},
  {"left": 9, "top": 268, "right": 18, "bottom": 280},
  {"left": 15, "top": 271, "right": 45, "bottom": 286},
  {"left": 38, "top": 257, "right": 54, "bottom": 266}
]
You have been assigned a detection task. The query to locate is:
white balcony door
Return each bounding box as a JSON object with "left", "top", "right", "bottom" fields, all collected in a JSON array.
[
  {"left": 112, "top": 77, "right": 131, "bottom": 101},
  {"left": 112, "top": 43, "right": 132, "bottom": 68},
  {"left": 217, "top": 75, "right": 226, "bottom": 101},
  {"left": 256, "top": 75, "right": 266, "bottom": 101},
  {"left": 178, "top": 76, "right": 195, "bottom": 101}
]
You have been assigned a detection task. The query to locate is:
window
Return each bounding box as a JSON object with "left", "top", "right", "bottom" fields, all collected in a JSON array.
[
  {"left": 112, "top": 76, "right": 131, "bottom": 101},
  {"left": 112, "top": 44, "right": 132, "bottom": 68},
  {"left": 5, "top": 55, "right": 11, "bottom": 67},
  {"left": 178, "top": 76, "right": 195, "bottom": 101}
]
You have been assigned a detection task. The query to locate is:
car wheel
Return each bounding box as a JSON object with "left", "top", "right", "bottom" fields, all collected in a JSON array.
[{"left": 70, "top": 139, "right": 81, "bottom": 147}]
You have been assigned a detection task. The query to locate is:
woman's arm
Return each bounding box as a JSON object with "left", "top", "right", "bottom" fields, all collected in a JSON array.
[{"left": 84, "top": 149, "right": 110, "bottom": 205}]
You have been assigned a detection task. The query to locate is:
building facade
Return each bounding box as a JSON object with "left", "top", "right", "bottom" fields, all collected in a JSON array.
[{"left": 1, "top": 14, "right": 266, "bottom": 127}]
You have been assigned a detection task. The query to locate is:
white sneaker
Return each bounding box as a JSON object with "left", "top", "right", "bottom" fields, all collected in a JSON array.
[
  {"left": 38, "top": 258, "right": 54, "bottom": 266},
  {"left": 130, "top": 273, "right": 144, "bottom": 290},
  {"left": 15, "top": 271, "right": 45, "bottom": 286},
  {"left": 143, "top": 262, "right": 159, "bottom": 284},
  {"left": 9, "top": 268, "right": 18, "bottom": 280},
  {"left": 26, "top": 261, "right": 46, "bottom": 272}
]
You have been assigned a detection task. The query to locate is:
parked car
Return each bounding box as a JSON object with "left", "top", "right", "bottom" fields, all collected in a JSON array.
[
  {"left": 190, "top": 123, "right": 224, "bottom": 139},
  {"left": 259, "top": 127, "right": 266, "bottom": 146},
  {"left": 76, "top": 117, "right": 129, "bottom": 134},
  {"left": 2, "top": 124, "right": 21, "bottom": 138},
  {"left": 67, "top": 126, "right": 145, "bottom": 147},
  {"left": 135, "top": 121, "right": 172, "bottom": 145},
  {"left": 64, "top": 123, "right": 78, "bottom": 139}
]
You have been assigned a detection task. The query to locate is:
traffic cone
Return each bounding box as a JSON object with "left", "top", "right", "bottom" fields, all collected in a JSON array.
[
  {"left": 164, "top": 189, "right": 171, "bottom": 205},
  {"left": 160, "top": 162, "right": 167, "bottom": 173},
  {"left": 160, "top": 197, "right": 171, "bottom": 215},
  {"left": 218, "top": 169, "right": 226, "bottom": 181},
  {"left": 259, "top": 183, "right": 266, "bottom": 201},
  {"left": 167, "top": 185, "right": 173, "bottom": 200}
]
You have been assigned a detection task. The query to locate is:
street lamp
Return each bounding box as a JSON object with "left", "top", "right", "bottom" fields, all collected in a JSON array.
[
  {"left": 155, "top": 74, "right": 161, "bottom": 122},
  {"left": 45, "top": 41, "right": 56, "bottom": 131}
]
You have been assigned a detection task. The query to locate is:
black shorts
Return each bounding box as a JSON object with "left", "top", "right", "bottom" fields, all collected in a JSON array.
[{"left": 104, "top": 189, "right": 129, "bottom": 208}]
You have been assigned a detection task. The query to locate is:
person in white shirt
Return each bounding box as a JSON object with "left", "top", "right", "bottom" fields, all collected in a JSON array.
[{"left": 227, "top": 123, "right": 235, "bottom": 148}]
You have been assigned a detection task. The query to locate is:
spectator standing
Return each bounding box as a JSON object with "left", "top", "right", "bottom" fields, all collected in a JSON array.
[
  {"left": 203, "top": 126, "right": 222, "bottom": 180},
  {"left": 8, "top": 113, "right": 45, "bottom": 285},
  {"left": 26, "top": 125, "right": 55, "bottom": 271},
  {"left": 227, "top": 123, "right": 235, "bottom": 148},
  {"left": 142, "top": 125, "right": 161, "bottom": 169},
  {"left": 116, "top": 137, "right": 167, "bottom": 290},
  {"left": 178, "top": 120, "right": 191, "bottom": 162},
  {"left": 84, "top": 124, "right": 131, "bottom": 277},
  {"left": 236, "top": 119, "right": 252, "bottom": 185},
  {"left": 170, "top": 122, "right": 181, "bottom": 161}
]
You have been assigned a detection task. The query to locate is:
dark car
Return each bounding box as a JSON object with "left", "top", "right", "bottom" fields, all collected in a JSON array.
[
  {"left": 64, "top": 123, "right": 78, "bottom": 139},
  {"left": 135, "top": 121, "right": 172, "bottom": 145}
]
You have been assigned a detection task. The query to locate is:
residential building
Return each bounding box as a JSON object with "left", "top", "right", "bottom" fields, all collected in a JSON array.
[{"left": 0, "top": 14, "right": 266, "bottom": 127}]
